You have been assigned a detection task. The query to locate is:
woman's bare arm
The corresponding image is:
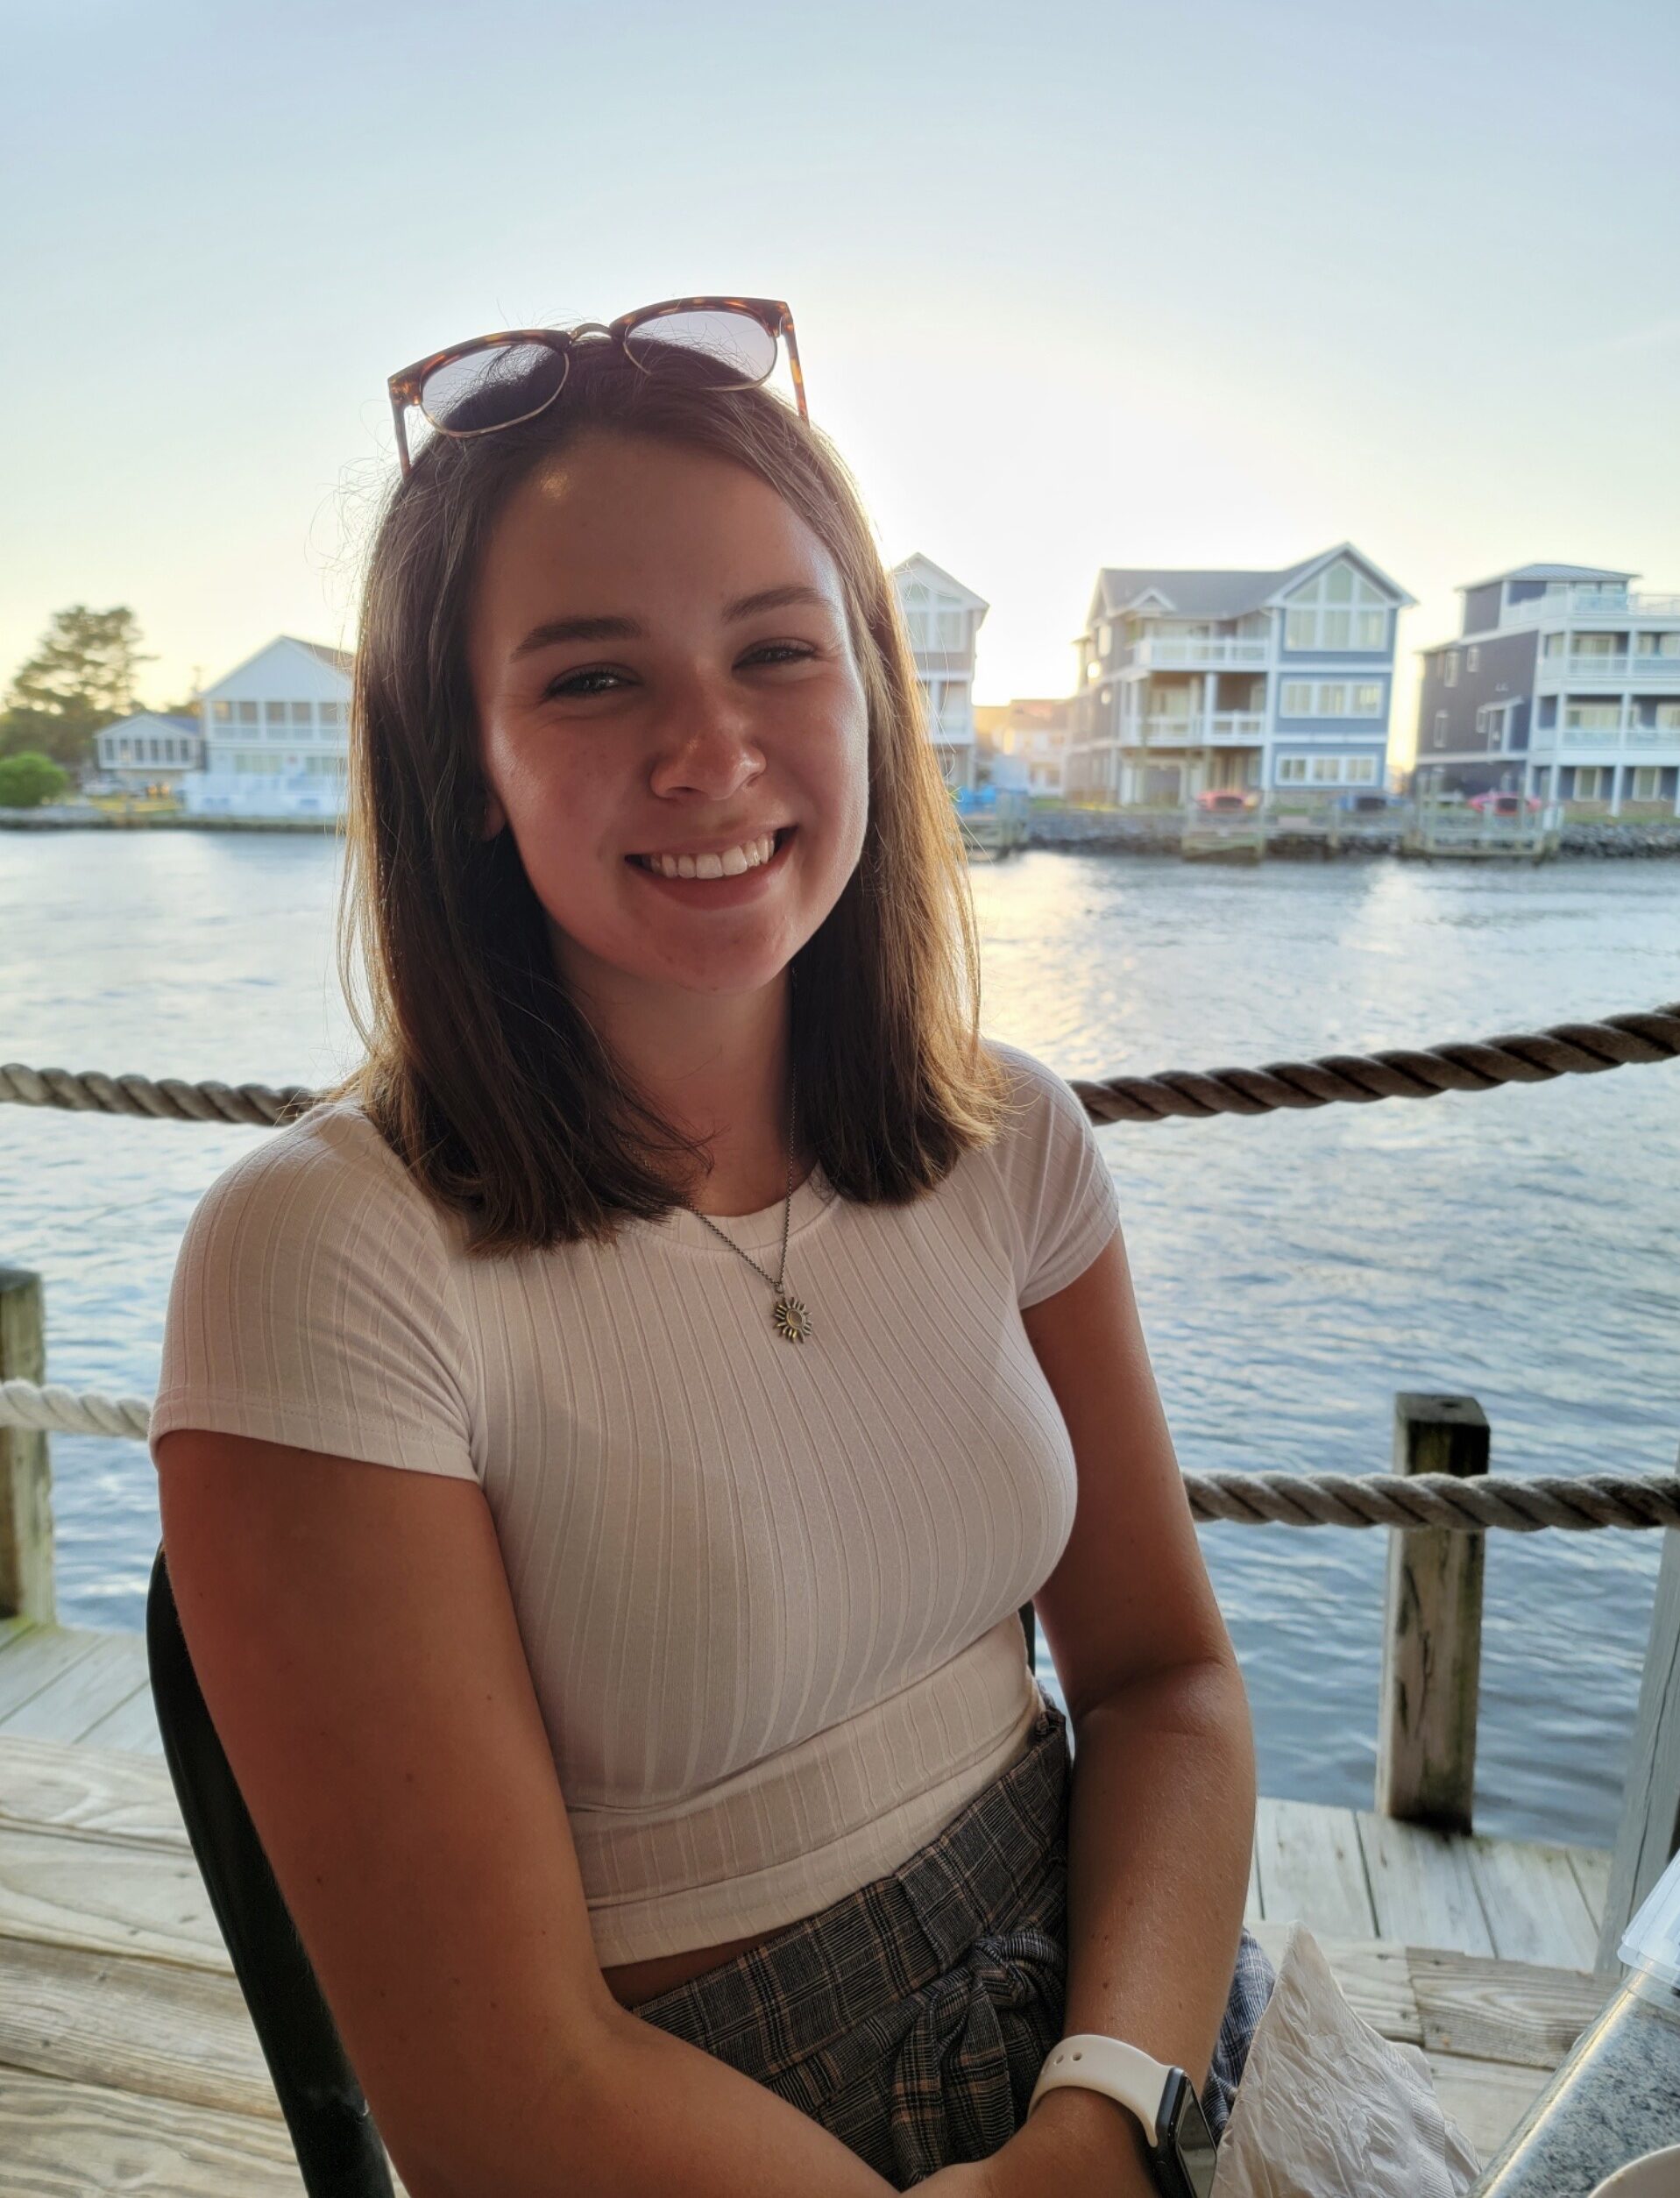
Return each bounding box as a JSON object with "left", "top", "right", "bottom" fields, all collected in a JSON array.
[{"left": 156, "top": 1429, "right": 897, "bottom": 2198}]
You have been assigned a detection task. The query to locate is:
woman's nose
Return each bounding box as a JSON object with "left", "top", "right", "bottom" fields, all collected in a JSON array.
[{"left": 648, "top": 689, "right": 764, "bottom": 796}]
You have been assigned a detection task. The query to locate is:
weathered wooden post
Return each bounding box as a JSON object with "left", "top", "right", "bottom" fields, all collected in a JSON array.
[
  {"left": 0, "top": 1264, "right": 55, "bottom": 1625},
  {"left": 1376, "top": 1393, "right": 1488, "bottom": 1832},
  {"left": 1598, "top": 1489, "right": 1680, "bottom": 1973}
]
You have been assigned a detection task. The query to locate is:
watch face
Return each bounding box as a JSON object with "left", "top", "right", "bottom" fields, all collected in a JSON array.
[{"left": 1169, "top": 2080, "right": 1219, "bottom": 2198}]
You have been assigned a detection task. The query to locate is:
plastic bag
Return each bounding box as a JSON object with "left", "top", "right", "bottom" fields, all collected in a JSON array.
[{"left": 1212, "top": 1923, "right": 1481, "bottom": 2198}]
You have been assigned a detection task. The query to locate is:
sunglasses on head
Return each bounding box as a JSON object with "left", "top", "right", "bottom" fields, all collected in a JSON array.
[{"left": 386, "top": 295, "right": 806, "bottom": 479}]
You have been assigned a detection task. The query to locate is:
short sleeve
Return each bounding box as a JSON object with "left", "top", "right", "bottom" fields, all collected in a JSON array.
[
  {"left": 989, "top": 1041, "right": 1123, "bottom": 1309},
  {"left": 147, "top": 1105, "right": 478, "bottom": 1483}
]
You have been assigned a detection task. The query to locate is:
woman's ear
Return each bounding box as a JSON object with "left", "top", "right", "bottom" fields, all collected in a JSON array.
[{"left": 480, "top": 790, "right": 507, "bottom": 840}]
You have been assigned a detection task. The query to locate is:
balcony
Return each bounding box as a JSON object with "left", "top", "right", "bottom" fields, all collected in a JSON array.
[
  {"left": 1125, "top": 637, "right": 1270, "bottom": 670},
  {"left": 1138, "top": 713, "right": 1265, "bottom": 747},
  {"left": 1502, "top": 587, "right": 1680, "bottom": 626},
  {"left": 1535, "top": 651, "right": 1680, "bottom": 685}
]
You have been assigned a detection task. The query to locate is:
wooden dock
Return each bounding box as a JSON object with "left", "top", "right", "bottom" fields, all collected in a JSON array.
[{"left": 0, "top": 1613, "right": 1617, "bottom": 2190}]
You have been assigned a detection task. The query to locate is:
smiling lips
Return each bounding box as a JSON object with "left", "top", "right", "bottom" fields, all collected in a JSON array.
[{"left": 630, "top": 828, "right": 784, "bottom": 881}]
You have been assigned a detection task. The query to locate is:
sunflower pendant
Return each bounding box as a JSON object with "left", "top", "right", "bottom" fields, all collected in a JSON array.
[{"left": 772, "top": 1294, "right": 812, "bottom": 1344}]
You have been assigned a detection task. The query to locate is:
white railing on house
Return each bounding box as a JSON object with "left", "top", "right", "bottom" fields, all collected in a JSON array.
[
  {"left": 1501, "top": 587, "right": 1680, "bottom": 625},
  {"left": 1126, "top": 637, "right": 1270, "bottom": 669}
]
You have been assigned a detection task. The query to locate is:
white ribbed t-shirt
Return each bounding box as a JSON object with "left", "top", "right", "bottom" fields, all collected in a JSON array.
[{"left": 147, "top": 1039, "right": 1122, "bottom": 1966}]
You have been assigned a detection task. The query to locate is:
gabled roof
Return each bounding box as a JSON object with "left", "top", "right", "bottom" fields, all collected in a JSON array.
[
  {"left": 199, "top": 635, "right": 355, "bottom": 698},
  {"left": 287, "top": 636, "right": 356, "bottom": 671},
  {"left": 1088, "top": 543, "right": 1414, "bottom": 627},
  {"left": 101, "top": 710, "right": 199, "bottom": 734},
  {"left": 890, "top": 552, "right": 989, "bottom": 612},
  {"left": 1458, "top": 562, "right": 1636, "bottom": 592}
]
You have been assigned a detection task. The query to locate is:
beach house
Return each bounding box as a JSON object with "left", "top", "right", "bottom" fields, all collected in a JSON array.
[
  {"left": 890, "top": 555, "right": 988, "bottom": 792},
  {"left": 1064, "top": 546, "right": 1414, "bottom": 806},
  {"left": 1414, "top": 564, "right": 1680, "bottom": 816}
]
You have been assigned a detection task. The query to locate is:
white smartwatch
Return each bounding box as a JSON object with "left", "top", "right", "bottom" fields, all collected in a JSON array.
[{"left": 1027, "top": 2035, "right": 1218, "bottom": 2198}]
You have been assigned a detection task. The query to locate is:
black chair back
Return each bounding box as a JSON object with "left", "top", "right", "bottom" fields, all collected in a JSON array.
[{"left": 145, "top": 1542, "right": 394, "bottom": 2197}]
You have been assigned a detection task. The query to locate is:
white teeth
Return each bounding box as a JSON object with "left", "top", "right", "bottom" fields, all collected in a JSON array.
[{"left": 641, "top": 833, "right": 778, "bottom": 880}]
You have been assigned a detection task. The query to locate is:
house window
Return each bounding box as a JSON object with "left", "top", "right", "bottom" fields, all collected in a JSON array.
[
  {"left": 213, "top": 700, "right": 232, "bottom": 722},
  {"left": 1443, "top": 654, "right": 1459, "bottom": 687},
  {"left": 1639, "top": 631, "right": 1680, "bottom": 658},
  {"left": 936, "top": 603, "right": 965, "bottom": 649},
  {"left": 1565, "top": 699, "right": 1620, "bottom": 730},
  {"left": 1656, "top": 702, "right": 1680, "bottom": 729},
  {"left": 1542, "top": 633, "right": 1566, "bottom": 659},
  {"left": 1344, "top": 755, "right": 1379, "bottom": 784},
  {"left": 237, "top": 700, "right": 259, "bottom": 725},
  {"left": 1282, "top": 561, "right": 1390, "bottom": 651},
  {"left": 1633, "top": 766, "right": 1661, "bottom": 800},
  {"left": 1432, "top": 712, "right": 1449, "bottom": 748},
  {"left": 1317, "top": 684, "right": 1348, "bottom": 716},
  {"left": 290, "top": 701, "right": 313, "bottom": 726},
  {"left": 1281, "top": 682, "right": 1313, "bottom": 715},
  {"left": 1310, "top": 755, "right": 1341, "bottom": 782},
  {"left": 1353, "top": 684, "right": 1383, "bottom": 716},
  {"left": 1574, "top": 766, "right": 1604, "bottom": 799},
  {"left": 1466, "top": 646, "right": 1480, "bottom": 674},
  {"left": 264, "top": 700, "right": 287, "bottom": 725},
  {"left": 1096, "top": 622, "right": 1112, "bottom": 656},
  {"left": 1476, "top": 704, "right": 1506, "bottom": 747},
  {"left": 320, "top": 702, "right": 342, "bottom": 727},
  {"left": 1277, "top": 756, "right": 1308, "bottom": 783}
]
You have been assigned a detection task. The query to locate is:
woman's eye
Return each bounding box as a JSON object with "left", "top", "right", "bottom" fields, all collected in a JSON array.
[
  {"left": 743, "top": 643, "right": 818, "bottom": 668},
  {"left": 545, "top": 668, "right": 627, "bottom": 699}
]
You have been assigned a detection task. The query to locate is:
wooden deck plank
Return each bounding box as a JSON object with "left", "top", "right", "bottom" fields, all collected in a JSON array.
[
  {"left": 1569, "top": 1844, "right": 1613, "bottom": 1932},
  {"left": 0, "top": 1931, "right": 279, "bottom": 2121},
  {"left": 0, "top": 1734, "right": 187, "bottom": 1851},
  {"left": 1424, "top": 2050, "right": 1548, "bottom": 2165},
  {"left": 1254, "top": 1797, "right": 1378, "bottom": 1939},
  {"left": 0, "top": 1634, "right": 152, "bottom": 1748},
  {"left": 0, "top": 2064, "right": 312, "bottom": 2196},
  {"left": 1464, "top": 1835, "right": 1601, "bottom": 1970},
  {"left": 74, "top": 1679, "right": 163, "bottom": 1757},
  {"left": 1357, "top": 1812, "right": 1495, "bottom": 1955},
  {"left": 0, "top": 1629, "right": 110, "bottom": 1724},
  {"left": 0, "top": 1822, "right": 228, "bottom": 1973},
  {"left": 1408, "top": 1949, "right": 1609, "bottom": 2069}
]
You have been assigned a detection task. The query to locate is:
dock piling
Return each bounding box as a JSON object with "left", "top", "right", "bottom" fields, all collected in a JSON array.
[
  {"left": 0, "top": 1265, "right": 54, "bottom": 1625},
  {"left": 1377, "top": 1393, "right": 1489, "bottom": 1832}
]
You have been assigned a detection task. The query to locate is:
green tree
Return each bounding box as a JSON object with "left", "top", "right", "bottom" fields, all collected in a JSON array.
[
  {"left": 0, "top": 606, "right": 154, "bottom": 772},
  {"left": 0, "top": 750, "right": 72, "bottom": 809}
]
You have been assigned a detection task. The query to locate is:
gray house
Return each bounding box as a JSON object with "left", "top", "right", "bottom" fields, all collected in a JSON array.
[
  {"left": 1065, "top": 545, "right": 1414, "bottom": 806},
  {"left": 1414, "top": 564, "right": 1680, "bottom": 814}
]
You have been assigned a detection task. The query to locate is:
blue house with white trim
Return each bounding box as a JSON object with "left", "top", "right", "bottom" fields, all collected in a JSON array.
[{"left": 1065, "top": 545, "right": 1414, "bottom": 805}]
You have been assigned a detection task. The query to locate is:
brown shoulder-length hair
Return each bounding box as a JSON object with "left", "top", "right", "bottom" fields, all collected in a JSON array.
[{"left": 321, "top": 337, "right": 1017, "bottom": 1256}]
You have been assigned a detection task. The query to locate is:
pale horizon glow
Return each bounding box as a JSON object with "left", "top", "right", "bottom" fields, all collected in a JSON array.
[{"left": 4, "top": 0, "right": 1676, "bottom": 770}]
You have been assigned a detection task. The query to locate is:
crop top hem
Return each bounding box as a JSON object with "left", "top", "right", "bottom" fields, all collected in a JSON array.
[{"left": 584, "top": 1679, "right": 1045, "bottom": 1968}]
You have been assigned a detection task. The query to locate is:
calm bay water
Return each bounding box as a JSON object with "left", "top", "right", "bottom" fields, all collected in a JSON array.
[{"left": 4, "top": 830, "right": 1678, "bottom": 1846}]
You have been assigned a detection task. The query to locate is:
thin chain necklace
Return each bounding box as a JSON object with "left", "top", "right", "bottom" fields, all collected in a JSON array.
[{"left": 683, "top": 1067, "right": 813, "bottom": 1344}]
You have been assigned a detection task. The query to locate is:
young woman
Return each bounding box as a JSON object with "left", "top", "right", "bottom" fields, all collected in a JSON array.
[{"left": 150, "top": 301, "right": 1272, "bottom": 2198}]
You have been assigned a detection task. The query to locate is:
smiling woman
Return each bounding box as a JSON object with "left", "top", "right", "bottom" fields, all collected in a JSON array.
[{"left": 149, "top": 323, "right": 1271, "bottom": 2198}]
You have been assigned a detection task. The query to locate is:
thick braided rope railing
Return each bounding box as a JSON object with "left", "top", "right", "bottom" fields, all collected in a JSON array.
[
  {"left": 5, "top": 1378, "right": 1677, "bottom": 1530},
  {"left": 4, "top": 1001, "right": 1679, "bottom": 1131}
]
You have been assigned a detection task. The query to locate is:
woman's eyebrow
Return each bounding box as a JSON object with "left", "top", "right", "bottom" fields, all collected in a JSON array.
[{"left": 510, "top": 585, "right": 838, "bottom": 662}]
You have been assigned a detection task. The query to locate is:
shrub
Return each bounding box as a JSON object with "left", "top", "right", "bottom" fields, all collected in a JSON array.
[{"left": 0, "top": 750, "right": 72, "bottom": 808}]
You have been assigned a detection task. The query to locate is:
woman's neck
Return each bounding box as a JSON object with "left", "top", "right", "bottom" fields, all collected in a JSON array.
[{"left": 569, "top": 962, "right": 801, "bottom": 1215}]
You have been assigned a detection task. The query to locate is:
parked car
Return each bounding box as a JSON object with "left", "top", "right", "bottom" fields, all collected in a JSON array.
[
  {"left": 1468, "top": 791, "right": 1542, "bottom": 817},
  {"left": 1193, "top": 788, "right": 1258, "bottom": 812}
]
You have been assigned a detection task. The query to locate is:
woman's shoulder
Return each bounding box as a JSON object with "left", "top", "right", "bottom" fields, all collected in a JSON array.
[
  {"left": 178, "top": 1095, "right": 454, "bottom": 1276},
  {"left": 978, "top": 1036, "right": 1097, "bottom": 1156}
]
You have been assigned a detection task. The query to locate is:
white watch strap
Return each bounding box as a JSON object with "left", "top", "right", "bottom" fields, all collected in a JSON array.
[{"left": 1026, "top": 2033, "right": 1173, "bottom": 2145}]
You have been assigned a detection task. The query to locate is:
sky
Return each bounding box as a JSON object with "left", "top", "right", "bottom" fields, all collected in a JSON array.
[{"left": 4, "top": 0, "right": 1677, "bottom": 766}]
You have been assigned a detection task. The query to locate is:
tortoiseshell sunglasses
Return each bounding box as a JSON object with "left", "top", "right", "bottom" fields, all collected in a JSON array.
[{"left": 386, "top": 295, "right": 806, "bottom": 479}]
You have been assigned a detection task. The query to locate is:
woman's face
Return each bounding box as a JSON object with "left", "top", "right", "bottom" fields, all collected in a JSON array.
[{"left": 467, "top": 430, "right": 871, "bottom": 1010}]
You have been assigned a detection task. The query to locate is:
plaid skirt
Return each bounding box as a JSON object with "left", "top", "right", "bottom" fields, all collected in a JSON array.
[{"left": 627, "top": 1691, "right": 1275, "bottom": 2190}]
